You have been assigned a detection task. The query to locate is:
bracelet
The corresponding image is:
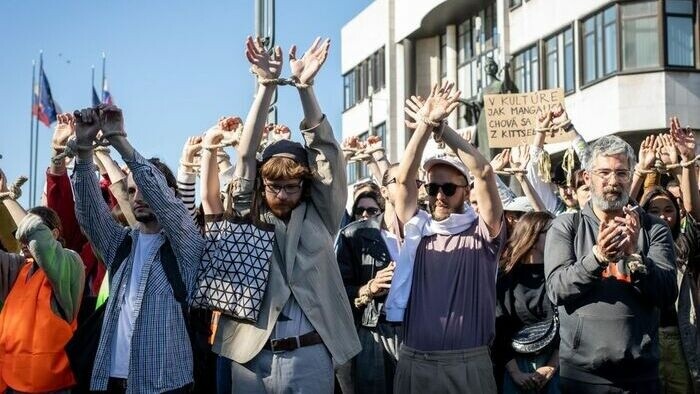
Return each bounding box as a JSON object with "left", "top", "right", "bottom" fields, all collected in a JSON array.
[{"left": 420, "top": 117, "right": 441, "bottom": 128}]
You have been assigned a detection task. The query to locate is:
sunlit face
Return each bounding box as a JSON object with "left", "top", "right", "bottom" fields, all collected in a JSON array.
[
  {"left": 354, "top": 197, "right": 381, "bottom": 221},
  {"left": 558, "top": 185, "right": 578, "bottom": 209},
  {"left": 647, "top": 195, "right": 678, "bottom": 231},
  {"left": 127, "top": 173, "right": 157, "bottom": 224},
  {"left": 263, "top": 177, "right": 304, "bottom": 220},
  {"left": 576, "top": 184, "right": 591, "bottom": 208},
  {"left": 584, "top": 154, "right": 632, "bottom": 212},
  {"left": 426, "top": 165, "right": 469, "bottom": 221}
]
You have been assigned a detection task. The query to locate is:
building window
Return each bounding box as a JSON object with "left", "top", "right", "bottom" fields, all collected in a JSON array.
[
  {"left": 510, "top": 0, "right": 522, "bottom": 8},
  {"left": 564, "top": 28, "right": 575, "bottom": 92},
  {"left": 621, "top": 1, "right": 660, "bottom": 70},
  {"left": 370, "top": 48, "right": 385, "bottom": 91},
  {"left": 513, "top": 45, "right": 539, "bottom": 92},
  {"left": 665, "top": 0, "right": 695, "bottom": 66},
  {"left": 544, "top": 36, "right": 558, "bottom": 89},
  {"left": 343, "top": 72, "right": 355, "bottom": 110},
  {"left": 484, "top": 2, "right": 498, "bottom": 50},
  {"left": 582, "top": 5, "right": 618, "bottom": 84},
  {"left": 458, "top": 19, "right": 473, "bottom": 63},
  {"left": 373, "top": 122, "right": 386, "bottom": 146}
]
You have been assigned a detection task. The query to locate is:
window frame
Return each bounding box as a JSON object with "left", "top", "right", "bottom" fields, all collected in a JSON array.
[
  {"left": 579, "top": 4, "right": 620, "bottom": 89},
  {"left": 663, "top": 0, "right": 697, "bottom": 67}
]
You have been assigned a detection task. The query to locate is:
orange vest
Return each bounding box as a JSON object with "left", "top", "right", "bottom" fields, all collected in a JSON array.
[{"left": 0, "top": 261, "right": 77, "bottom": 392}]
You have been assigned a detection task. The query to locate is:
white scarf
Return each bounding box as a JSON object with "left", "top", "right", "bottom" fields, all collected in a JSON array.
[{"left": 384, "top": 206, "right": 478, "bottom": 322}]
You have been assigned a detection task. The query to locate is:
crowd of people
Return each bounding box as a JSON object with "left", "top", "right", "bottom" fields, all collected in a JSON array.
[{"left": 0, "top": 35, "right": 698, "bottom": 394}]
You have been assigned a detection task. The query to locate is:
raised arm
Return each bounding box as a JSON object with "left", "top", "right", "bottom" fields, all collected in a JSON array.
[
  {"left": 15, "top": 213, "right": 85, "bottom": 322},
  {"left": 177, "top": 136, "right": 202, "bottom": 218},
  {"left": 202, "top": 118, "right": 241, "bottom": 215},
  {"left": 630, "top": 135, "right": 656, "bottom": 201},
  {"left": 98, "top": 105, "right": 204, "bottom": 276},
  {"left": 671, "top": 117, "right": 700, "bottom": 221},
  {"left": 398, "top": 83, "right": 458, "bottom": 225},
  {"left": 0, "top": 169, "right": 27, "bottom": 230},
  {"left": 510, "top": 145, "right": 547, "bottom": 212},
  {"left": 291, "top": 37, "right": 347, "bottom": 231},
  {"left": 72, "top": 107, "right": 128, "bottom": 269},
  {"left": 94, "top": 148, "right": 138, "bottom": 226},
  {"left": 233, "top": 36, "right": 282, "bottom": 185}
]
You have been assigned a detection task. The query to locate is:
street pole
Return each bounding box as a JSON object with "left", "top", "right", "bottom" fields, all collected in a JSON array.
[{"left": 255, "top": 0, "right": 277, "bottom": 124}]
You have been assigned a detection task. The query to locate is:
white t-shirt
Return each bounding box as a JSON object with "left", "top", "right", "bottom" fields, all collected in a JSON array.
[
  {"left": 381, "top": 229, "right": 401, "bottom": 263},
  {"left": 110, "top": 233, "right": 160, "bottom": 378}
]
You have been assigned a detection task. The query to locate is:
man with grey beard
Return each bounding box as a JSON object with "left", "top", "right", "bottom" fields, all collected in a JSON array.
[{"left": 544, "top": 135, "right": 677, "bottom": 393}]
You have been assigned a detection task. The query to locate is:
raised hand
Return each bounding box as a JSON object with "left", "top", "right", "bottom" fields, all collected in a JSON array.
[
  {"left": 203, "top": 116, "right": 241, "bottom": 148},
  {"left": 418, "top": 81, "right": 461, "bottom": 124},
  {"left": 657, "top": 133, "right": 679, "bottom": 166},
  {"left": 73, "top": 107, "right": 102, "bottom": 145},
  {"left": 52, "top": 113, "right": 75, "bottom": 148},
  {"left": 289, "top": 37, "right": 330, "bottom": 86},
  {"left": 404, "top": 95, "right": 426, "bottom": 130},
  {"left": 268, "top": 124, "right": 292, "bottom": 142},
  {"left": 510, "top": 144, "right": 531, "bottom": 171},
  {"left": 366, "top": 136, "right": 383, "bottom": 151},
  {"left": 670, "top": 116, "right": 696, "bottom": 161},
  {"left": 490, "top": 149, "right": 510, "bottom": 172},
  {"left": 97, "top": 104, "right": 125, "bottom": 139},
  {"left": 245, "top": 36, "right": 283, "bottom": 80},
  {"left": 638, "top": 135, "right": 656, "bottom": 170},
  {"left": 181, "top": 136, "right": 203, "bottom": 164}
]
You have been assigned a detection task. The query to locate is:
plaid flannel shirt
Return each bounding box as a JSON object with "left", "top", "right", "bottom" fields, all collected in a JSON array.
[{"left": 73, "top": 151, "right": 204, "bottom": 393}]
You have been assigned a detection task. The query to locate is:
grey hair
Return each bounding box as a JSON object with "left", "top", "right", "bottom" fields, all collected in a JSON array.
[{"left": 582, "top": 135, "right": 636, "bottom": 171}]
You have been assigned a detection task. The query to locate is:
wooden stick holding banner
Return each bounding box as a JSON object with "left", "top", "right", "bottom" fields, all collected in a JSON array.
[{"left": 484, "top": 88, "right": 573, "bottom": 148}]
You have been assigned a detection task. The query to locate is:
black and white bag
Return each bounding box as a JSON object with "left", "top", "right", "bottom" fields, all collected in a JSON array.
[{"left": 191, "top": 214, "right": 275, "bottom": 323}]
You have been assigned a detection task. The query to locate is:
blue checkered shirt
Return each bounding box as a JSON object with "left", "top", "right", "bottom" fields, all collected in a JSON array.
[{"left": 73, "top": 151, "right": 204, "bottom": 393}]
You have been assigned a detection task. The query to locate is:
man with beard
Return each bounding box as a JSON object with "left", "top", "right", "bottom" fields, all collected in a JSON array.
[
  {"left": 385, "top": 81, "right": 504, "bottom": 393},
  {"left": 200, "top": 37, "right": 360, "bottom": 392},
  {"left": 544, "top": 135, "right": 677, "bottom": 393},
  {"left": 72, "top": 104, "right": 203, "bottom": 392}
]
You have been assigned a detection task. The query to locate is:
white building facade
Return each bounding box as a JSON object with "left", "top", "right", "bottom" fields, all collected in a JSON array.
[{"left": 341, "top": 0, "right": 700, "bottom": 184}]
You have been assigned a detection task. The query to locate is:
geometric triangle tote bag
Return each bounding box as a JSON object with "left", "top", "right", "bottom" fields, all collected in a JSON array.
[{"left": 191, "top": 214, "right": 275, "bottom": 323}]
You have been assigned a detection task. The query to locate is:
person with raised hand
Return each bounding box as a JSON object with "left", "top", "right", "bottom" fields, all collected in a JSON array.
[
  {"left": 0, "top": 167, "right": 85, "bottom": 393},
  {"left": 385, "top": 81, "right": 504, "bottom": 393},
  {"left": 71, "top": 104, "right": 204, "bottom": 393},
  {"left": 206, "top": 36, "right": 359, "bottom": 393}
]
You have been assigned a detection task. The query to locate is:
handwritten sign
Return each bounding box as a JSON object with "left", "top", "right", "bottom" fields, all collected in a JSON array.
[{"left": 484, "top": 88, "right": 573, "bottom": 148}]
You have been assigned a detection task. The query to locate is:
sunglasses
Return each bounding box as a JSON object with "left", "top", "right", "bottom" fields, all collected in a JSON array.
[
  {"left": 425, "top": 182, "right": 467, "bottom": 197},
  {"left": 354, "top": 206, "right": 380, "bottom": 216},
  {"left": 384, "top": 178, "right": 425, "bottom": 188}
]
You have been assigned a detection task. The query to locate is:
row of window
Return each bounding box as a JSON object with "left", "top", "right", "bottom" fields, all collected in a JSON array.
[
  {"left": 346, "top": 122, "right": 386, "bottom": 184},
  {"left": 343, "top": 47, "right": 386, "bottom": 110},
  {"left": 513, "top": 0, "right": 696, "bottom": 94}
]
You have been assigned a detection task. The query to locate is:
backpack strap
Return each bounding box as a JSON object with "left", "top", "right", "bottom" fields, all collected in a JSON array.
[
  {"left": 158, "top": 241, "right": 187, "bottom": 306},
  {"left": 109, "top": 232, "right": 133, "bottom": 286}
]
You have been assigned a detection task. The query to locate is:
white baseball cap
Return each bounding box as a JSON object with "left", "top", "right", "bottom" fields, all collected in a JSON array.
[{"left": 422, "top": 152, "right": 470, "bottom": 182}]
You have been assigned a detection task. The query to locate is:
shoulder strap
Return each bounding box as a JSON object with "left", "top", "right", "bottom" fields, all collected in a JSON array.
[
  {"left": 109, "top": 232, "right": 132, "bottom": 285},
  {"left": 158, "top": 240, "right": 187, "bottom": 306}
]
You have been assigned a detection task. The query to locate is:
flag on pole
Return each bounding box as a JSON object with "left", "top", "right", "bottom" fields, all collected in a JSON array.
[
  {"left": 102, "top": 79, "right": 113, "bottom": 105},
  {"left": 92, "top": 86, "right": 101, "bottom": 106},
  {"left": 32, "top": 65, "right": 59, "bottom": 127}
]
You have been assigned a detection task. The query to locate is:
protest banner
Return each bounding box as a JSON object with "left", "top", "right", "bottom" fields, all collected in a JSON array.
[{"left": 484, "top": 88, "right": 573, "bottom": 148}]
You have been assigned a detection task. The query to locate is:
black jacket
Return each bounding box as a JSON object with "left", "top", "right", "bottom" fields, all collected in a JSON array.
[
  {"left": 544, "top": 202, "right": 678, "bottom": 384},
  {"left": 336, "top": 215, "right": 394, "bottom": 327}
]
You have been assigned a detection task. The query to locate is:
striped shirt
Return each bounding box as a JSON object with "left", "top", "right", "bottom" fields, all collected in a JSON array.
[
  {"left": 73, "top": 151, "right": 204, "bottom": 393},
  {"left": 176, "top": 165, "right": 197, "bottom": 220}
]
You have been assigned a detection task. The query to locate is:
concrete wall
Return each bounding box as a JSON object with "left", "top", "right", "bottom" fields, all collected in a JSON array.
[
  {"left": 341, "top": 0, "right": 388, "bottom": 74},
  {"left": 393, "top": 0, "right": 449, "bottom": 42}
]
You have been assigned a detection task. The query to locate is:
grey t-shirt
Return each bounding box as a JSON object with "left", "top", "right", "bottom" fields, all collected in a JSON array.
[{"left": 404, "top": 216, "right": 505, "bottom": 351}]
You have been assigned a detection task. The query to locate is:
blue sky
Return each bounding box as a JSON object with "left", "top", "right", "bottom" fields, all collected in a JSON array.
[{"left": 0, "top": 0, "right": 371, "bottom": 206}]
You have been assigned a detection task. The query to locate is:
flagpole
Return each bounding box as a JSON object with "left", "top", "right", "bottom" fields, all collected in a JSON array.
[
  {"left": 32, "top": 51, "right": 43, "bottom": 207},
  {"left": 101, "top": 52, "right": 106, "bottom": 102},
  {"left": 91, "top": 65, "right": 95, "bottom": 103},
  {"left": 29, "top": 60, "right": 36, "bottom": 207}
]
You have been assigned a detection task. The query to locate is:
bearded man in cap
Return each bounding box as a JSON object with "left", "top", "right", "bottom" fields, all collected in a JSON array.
[
  {"left": 385, "top": 81, "right": 505, "bottom": 393},
  {"left": 199, "top": 36, "right": 360, "bottom": 392}
]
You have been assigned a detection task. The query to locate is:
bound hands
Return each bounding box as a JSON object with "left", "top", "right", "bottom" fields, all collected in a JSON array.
[
  {"left": 73, "top": 104, "right": 126, "bottom": 148},
  {"left": 403, "top": 81, "right": 461, "bottom": 130},
  {"left": 595, "top": 205, "right": 640, "bottom": 263},
  {"left": 670, "top": 116, "right": 696, "bottom": 162},
  {"left": 202, "top": 117, "right": 242, "bottom": 150},
  {"left": 289, "top": 37, "right": 330, "bottom": 87},
  {"left": 246, "top": 36, "right": 283, "bottom": 82},
  {"left": 367, "top": 261, "right": 395, "bottom": 296},
  {"left": 52, "top": 113, "right": 75, "bottom": 149}
]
